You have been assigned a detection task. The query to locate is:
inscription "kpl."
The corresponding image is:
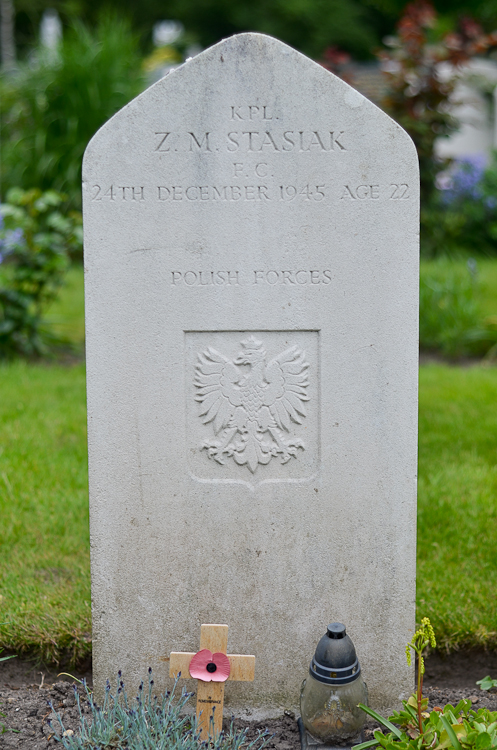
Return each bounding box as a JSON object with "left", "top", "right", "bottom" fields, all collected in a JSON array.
[{"left": 230, "top": 105, "right": 274, "bottom": 120}]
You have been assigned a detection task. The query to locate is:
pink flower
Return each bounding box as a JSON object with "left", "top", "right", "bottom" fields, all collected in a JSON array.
[{"left": 189, "top": 649, "right": 231, "bottom": 682}]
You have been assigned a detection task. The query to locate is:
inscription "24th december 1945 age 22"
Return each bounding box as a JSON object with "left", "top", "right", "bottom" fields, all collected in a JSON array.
[{"left": 90, "top": 183, "right": 410, "bottom": 202}]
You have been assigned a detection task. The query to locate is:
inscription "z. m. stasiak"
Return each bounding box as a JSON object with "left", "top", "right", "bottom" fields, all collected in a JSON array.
[
  {"left": 154, "top": 130, "right": 346, "bottom": 153},
  {"left": 195, "top": 336, "right": 309, "bottom": 474}
]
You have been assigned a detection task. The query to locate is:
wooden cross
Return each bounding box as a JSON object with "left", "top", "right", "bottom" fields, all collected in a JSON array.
[{"left": 169, "top": 624, "right": 255, "bottom": 739}]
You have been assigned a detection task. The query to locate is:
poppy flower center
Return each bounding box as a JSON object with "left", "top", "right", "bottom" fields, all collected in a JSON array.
[{"left": 206, "top": 662, "right": 217, "bottom": 673}]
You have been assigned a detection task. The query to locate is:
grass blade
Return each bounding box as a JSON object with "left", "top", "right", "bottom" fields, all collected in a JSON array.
[
  {"left": 354, "top": 740, "right": 381, "bottom": 749},
  {"left": 440, "top": 715, "right": 463, "bottom": 750},
  {"left": 357, "top": 704, "right": 402, "bottom": 739}
]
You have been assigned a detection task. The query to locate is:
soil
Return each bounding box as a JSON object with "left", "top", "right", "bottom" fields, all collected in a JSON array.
[
  {"left": 418, "top": 351, "right": 495, "bottom": 367},
  {"left": 1, "top": 652, "right": 497, "bottom": 749}
]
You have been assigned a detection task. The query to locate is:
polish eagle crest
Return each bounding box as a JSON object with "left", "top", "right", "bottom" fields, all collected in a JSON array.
[{"left": 194, "top": 336, "right": 309, "bottom": 473}]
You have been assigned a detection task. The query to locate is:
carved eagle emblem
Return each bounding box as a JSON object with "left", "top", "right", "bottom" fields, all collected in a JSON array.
[{"left": 194, "top": 336, "right": 309, "bottom": 473}]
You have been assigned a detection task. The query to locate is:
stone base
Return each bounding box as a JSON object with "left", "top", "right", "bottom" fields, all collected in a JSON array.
[{"left": 297, "top": 719, "right": 364, "bottom": 750}]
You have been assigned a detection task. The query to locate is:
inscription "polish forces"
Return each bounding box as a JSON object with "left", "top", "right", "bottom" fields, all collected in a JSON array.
[{"left": 171, "top": 270, "right": 332, "bottom": 286}]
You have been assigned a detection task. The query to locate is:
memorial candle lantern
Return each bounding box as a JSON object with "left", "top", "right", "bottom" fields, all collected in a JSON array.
[{"left": 300, "top": 623, "right": 368, "bottom": 745}]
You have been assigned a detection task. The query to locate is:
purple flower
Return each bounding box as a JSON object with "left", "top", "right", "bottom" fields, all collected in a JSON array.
[
  {"left": 0, "top": 211, "right": 25, "bottom": 263},
  {"left": 439, "top": 155, "right": 487, "bottom": 205}
]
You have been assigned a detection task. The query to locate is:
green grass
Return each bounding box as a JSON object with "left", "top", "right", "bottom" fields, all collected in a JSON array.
[
  {"left": 0, "top": 361, "right": 90, "bottom": 665},
  {"left": 474, "top": 259, "right": 497, "bottom": 320},
  {"left": 419, "top": 257, "right": 497, "bottom": 358},
  {"left": 418, "top": 364, "right": 497, "bottom": 652},
  {"left": 420, "top": 257, "right": 497, "bottom": 318},
  {"left": 44, "top": 264, "right": 86, "bottom": 349},
  {"left": 1, "top": 264, "right": 497, "bottom": 663}
]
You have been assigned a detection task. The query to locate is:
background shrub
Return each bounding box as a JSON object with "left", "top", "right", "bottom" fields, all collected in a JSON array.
[
  {"left": 421, "top": 154, "right": 497, "bottom": 258},
  {"left": 420, "top": 260, "right": 478, "bottom": 357},
  {"left": 0, "top": 187, "right": 82, "bottom": 358},
  {"left": 0, "top": 15, "right": 145, "bottom": 210},
  {"left": 419, "top": 259, "right": 489, "bottom": 357}
]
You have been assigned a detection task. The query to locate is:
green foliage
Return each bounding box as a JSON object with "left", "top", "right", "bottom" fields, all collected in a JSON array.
[
  {"left": 419, "top": 260, "right": 484, "bottom": 357},
  {"left": 406, "top": 618, "right": 437, "bottom": 666},
  {"left": 361, "top": 619, "right": 436, "bottom": 743},
  {"left": 419, "top": 258, "right": 497, "bottom": 358},
  {"left": 164, "top": 0, "right": 377, "bottom": 59},
  {"left": 51, "top": 672, "right": 270, "bottom": 749},
  {"left": 422, "top": 154, "right": 497, "bottom": 258},
  {"left": 359, "top": 700, "right": 497, "bottom": 750},
  {"left": 15, "top": 0, "right": 379, "bottom": 60},
  {"left": 378, "top": 2, "right": 495, "bottom": 204},
  {"left": 14, "top": 0, "right": 497, "bottom": 64},
  {"left": 0, "top": 708, "right": 20, "bottom": 736},
  {"left": 0, "top": 15, "right": 145, "bottom": 209},
  {"left": 477, "top": 676, "right": 497, "bottom": 692},
  {"left": 358, "top": 621, "right": 497, "bottom": 750},
  {"left": 0, "top": 187, "right": 82, "bottom": 358}
]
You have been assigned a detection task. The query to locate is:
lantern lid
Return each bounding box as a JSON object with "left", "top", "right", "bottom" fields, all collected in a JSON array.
[{"left": 309, "top": 622, "right": 361, "bottom": 685}]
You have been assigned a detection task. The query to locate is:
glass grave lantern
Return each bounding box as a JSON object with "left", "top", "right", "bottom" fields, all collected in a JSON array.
[{"left": 300, "top": 623, "right": 368, "bottom": 746}]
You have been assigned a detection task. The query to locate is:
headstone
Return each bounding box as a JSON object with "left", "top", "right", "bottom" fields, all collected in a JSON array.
[{"left": 83, "top": 33, "right": 419, "bottom": 715}]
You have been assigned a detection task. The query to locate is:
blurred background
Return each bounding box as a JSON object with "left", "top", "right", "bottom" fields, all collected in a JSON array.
[{"left": 1, "top": 0, "right": 497, "bottom": 667}]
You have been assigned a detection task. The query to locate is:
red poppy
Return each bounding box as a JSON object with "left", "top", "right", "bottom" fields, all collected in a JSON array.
[{"left": 189, "top": 649, "right": 231, "bottom": 682}]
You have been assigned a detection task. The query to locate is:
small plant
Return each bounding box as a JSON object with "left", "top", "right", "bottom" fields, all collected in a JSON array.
[
  {"left": 0, "top": 624, "right": 17, "bottom": 663},
  {"left": 0, "top": 649, "right": 16, "bottom": 662},
  {"left": 0, "top": 639, "right": 18, "bottom": 735},
  {"left": 477, "top": 676, "right": 497, "bottom": 692},
  {"left": 1, "top": 706, "right": 20, "bottom": 736},
  {"left": 405, "top": 617, "right": 437, "bottom": 734},
  {"left": 356, "top": 618, "right": 497, "bottom": 750},
  {"left": 0, "top": 187, "right": 82, "bottom": 358},
  {"left": 51, "top": 669, "right": 271, "bottom": 750}
]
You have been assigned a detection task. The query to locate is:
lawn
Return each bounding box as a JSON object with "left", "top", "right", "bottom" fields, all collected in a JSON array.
[
  {"left": 0, "top": 262, "right": 496, "bottom": 663},
  {"left": 418, "top": 365, "right": 497, "bottom": 651},
  {"left": 44, "top": 264, "right": 86, "bottom": 349},
  {"left": 476, "top": 258, "right": 497, "bottom": 319},
  {"left": 0, "top": 360, "right": 90, "bottom": 664}
]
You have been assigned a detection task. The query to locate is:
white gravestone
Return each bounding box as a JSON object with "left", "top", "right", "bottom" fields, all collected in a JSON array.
[{"left": 83, "top": 33, "right": 419, "bottom": 714}]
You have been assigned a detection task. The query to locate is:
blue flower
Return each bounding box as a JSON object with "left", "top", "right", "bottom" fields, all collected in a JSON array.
[
  {"left": 439, "top": 155, "right": 487, "bottom": 205},
  {"left": 0, "top": 211, "right": 25, "bottom": 263}
]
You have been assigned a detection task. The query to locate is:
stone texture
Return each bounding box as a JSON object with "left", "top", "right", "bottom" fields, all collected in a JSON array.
[{"left": 83, "top": 32, "right": 419, "bottom": 715}]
